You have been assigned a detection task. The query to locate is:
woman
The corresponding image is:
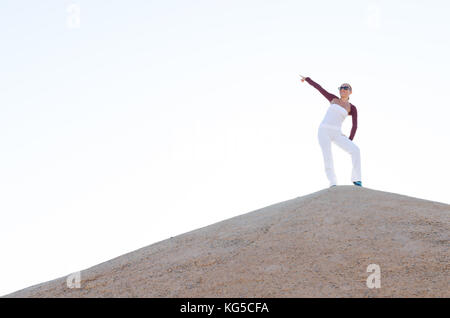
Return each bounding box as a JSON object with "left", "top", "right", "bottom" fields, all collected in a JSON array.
[{"left": 300, "top": 75, "right": 362, "bottom": 188}]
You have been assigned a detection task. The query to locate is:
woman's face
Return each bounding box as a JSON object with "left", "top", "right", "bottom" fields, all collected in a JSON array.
[{"left": 339, "top": 83, "right": 352, "bottom": 99}]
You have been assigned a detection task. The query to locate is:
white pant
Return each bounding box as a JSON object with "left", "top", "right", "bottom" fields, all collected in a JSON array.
[{"left": 317, "top": 125, "right": 361, "bottom": 186}]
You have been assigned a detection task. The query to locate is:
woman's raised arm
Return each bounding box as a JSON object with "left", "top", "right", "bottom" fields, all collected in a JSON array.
[{"left": 299, "top": 75, "right": 338, "bottom": 102}]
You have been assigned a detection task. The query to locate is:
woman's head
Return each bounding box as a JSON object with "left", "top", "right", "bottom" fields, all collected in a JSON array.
[{"left": 339, "top": 83, "right": 352, "bottom": 100}]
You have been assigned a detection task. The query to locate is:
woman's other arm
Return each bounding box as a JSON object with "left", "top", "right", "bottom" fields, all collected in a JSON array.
[{"left": 349, "top": 105, "right": 358, "bottom": 141}]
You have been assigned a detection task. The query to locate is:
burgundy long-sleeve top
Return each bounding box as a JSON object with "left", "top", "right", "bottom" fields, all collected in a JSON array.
[{"left": 305, "top": 77, "right": 358, "bottom": 141}]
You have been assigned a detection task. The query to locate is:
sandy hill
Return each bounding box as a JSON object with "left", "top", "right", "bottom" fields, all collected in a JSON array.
[{"left": 4, "top": 186, "right": 449, "bottom": 297}]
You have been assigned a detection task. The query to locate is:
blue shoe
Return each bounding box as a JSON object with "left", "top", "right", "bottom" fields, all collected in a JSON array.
[
  {"left": 330, "top": 185, "right": 336, "bottom": 188},
  {"left": 353, "top": 181, "right": 362, "bottom": 187}
]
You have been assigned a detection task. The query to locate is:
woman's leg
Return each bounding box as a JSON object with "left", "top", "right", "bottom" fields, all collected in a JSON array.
[
  {"left": 317, "top": 128, "right": 337, "bottom": 186},
  {"left": 332, "top": 133, "right": 362, "bottom": 183}
]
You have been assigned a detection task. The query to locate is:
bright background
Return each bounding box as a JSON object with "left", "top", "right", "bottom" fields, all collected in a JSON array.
[{"left": 1, "top": 0, "right": 449, "bottom": 296}]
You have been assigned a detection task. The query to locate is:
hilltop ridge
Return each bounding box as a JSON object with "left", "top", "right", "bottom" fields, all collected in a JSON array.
[{"left": 4, "top": 186, "right": 449, "bottom": 297}]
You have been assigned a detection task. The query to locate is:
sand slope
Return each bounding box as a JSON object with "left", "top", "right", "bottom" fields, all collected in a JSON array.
[{"left": 4, "top": 186, "right": 449, "bottom": 297}]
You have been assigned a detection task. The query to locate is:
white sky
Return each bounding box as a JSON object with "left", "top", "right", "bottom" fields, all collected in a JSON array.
[{"left": 1, "top": 0, "right": 449, "bottom": 296}]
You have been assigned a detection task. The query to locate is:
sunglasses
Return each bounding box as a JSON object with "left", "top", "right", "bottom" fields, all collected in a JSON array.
[{"left": 339, "top": 86, "right": 351, "bottom": 91}]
